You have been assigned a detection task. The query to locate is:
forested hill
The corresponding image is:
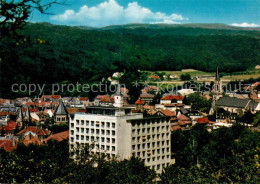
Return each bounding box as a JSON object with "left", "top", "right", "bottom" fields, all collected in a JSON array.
[
  {"left": 1, "top": 22, "right": 259, "bottom": 97},
  {"left": 99, "top": 23, "right": 260, "bottom": 37}
]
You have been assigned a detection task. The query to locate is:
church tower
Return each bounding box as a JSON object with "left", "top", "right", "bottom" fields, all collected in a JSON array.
[
  {"left": 54, "top": 100, "right": 69, "bottom": 125},
  {"left": 210, "top": 66, "right": 223, "bottom": 115},
  {"left": 23, "top": 106, "right": 31, "bottom": 122},
  {"left": 114, "top": 84, "right": 124, "bottom": 108}
]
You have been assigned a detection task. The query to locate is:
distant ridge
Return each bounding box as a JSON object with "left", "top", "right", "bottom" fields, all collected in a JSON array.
[{"left": 100, "top": 23, "right": 260, "bottom": 31}]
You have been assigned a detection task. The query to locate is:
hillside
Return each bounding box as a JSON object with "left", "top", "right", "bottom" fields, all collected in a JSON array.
[
  {"left": 0, "top": 22, "right": 259, "bottom": 97},
  {"left": 100, "top": 23, "right": 260, "bottom": 37}
]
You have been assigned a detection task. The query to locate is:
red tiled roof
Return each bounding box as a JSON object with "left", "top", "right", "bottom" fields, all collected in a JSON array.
[
  {"left": 23, "top": 134, "right": 42, "bottom": 146},
  {"left": 160, "top": 110, "right": 175, "bottom": 117},
  {"left": 177, "top": 114, "right": 191, "bottom": 125},
  {"left": 52, "top": 95, "right": 61, "bottom": 99},
  {"left": 43, "top": 130, "right": 69, "bottom": 143},
  {"left": 100, "top": 95, "right": 114, "bottom": 103},
  {"left": 22, "top": 108, "right": 38, "bottom": 112},
  {"left": 6, "top": 120, "right": 17, "bottom": 129},
  {"left": 196, "top": 117, "right": 210, "bottom": 124},
  {"left": 0, "top": 111, "right": 15, "bottom": 116},
  {"left": 170, "top": 117, "right": 178, "bottom": 121},
  {"left": 25, "top": 102, "right": 34, "bottom": 106},
  {"left": 178, "top": 114, "right": 190, "bottom": 121},
  {"left": 0, "top": 140, "right": 17, "bottom": 152},
  {"left": 135, "top": 98, "right": 144, "bottom": 105},
  {"left": 17, "top": 126, "right": 51, "bottom": 136},
  {"left": 4, "top": 126, "right": 13, "bottom": 131},
  {"left": 79, "top": 97, "right": 89, "bottom": 101},
  {"left": 0, "top": 99, "right": 8, "bottom": 103},
  {"left": 95, "top": 95, "right": 105, "bottom": 99},
  {"left": 252, "top": 82, "right": 260, "bottom": 87},
  {"left": 171, "top": 125, "right": 182, "bottom": 131},
  {"left": 67, "top": 108, "right": 86, "bottom": 114},
  {"left": 35, "top": 101, "right": 52, "bottom": 107},
  {"left": 149, "top": 75, "right": 160, "bottom": 79},
  {"left": 42, "top": 95, "right": 53, "bottom": 99},
  {"left": 140, "top": 94, "right": 155, "bottom": 98},
  {"left": 161, "top": 95, "right": 184, "bottom": 101}
]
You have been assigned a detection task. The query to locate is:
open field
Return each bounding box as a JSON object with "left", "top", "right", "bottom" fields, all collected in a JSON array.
[
  {"left": 145, "top": 69, "right": 215, "bottom": 78},
  {"left": 144, "top": 69, "right": 260, "bottom": 84},
  {"left": 222, "top": 74, "right": 260, "bottom": 80}
]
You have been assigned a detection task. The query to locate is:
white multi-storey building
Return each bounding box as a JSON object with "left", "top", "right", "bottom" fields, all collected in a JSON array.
[{"left": 69, "top": 106, "right": 172, "bottom": 173}]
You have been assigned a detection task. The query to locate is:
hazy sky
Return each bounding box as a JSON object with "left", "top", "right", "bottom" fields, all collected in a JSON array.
[{"left": 30, "top": 0, "right": 260, "bottom": 27}]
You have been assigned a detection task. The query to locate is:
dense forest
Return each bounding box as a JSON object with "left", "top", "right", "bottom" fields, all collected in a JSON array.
[
  {"left": 0, "top": 125, "right": 259, "bottom": 183},
  {"left": 0, "top": 23, "right": 259, "bottom": 98}
]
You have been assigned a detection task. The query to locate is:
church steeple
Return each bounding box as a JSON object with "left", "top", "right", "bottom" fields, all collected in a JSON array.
[
  {"left": 216, "top": 65, "right": 220, "bottom": 81},
  {"left": 54, "top": 100, "right": 69, "bottom": 125},
  {"left": 213, "top": 65, "right": 222, "bottom": 95},
  {"left": 210, "top": 65, "right": 223, "bottom": 115},
  {"left": 24, "top": 106, "right": 31, "bottom": 121},
  {"left": 16, "top": 108, "right": 23, "bottom": 122}
]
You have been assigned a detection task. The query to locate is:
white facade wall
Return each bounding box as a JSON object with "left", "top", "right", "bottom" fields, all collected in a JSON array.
[{"left": 69, "top": 109, "right": 172, "bottom": 173}]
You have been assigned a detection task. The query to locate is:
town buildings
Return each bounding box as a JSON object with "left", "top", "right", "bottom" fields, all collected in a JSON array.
[{"left": 69, "top": 86, "right": 172, "bottom": 173}]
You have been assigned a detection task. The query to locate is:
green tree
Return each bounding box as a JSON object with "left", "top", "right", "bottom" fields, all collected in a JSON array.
[
  {"left": 187, "top": 93, "right": 211, "bottom": 112},
  {"left": 180, "top": 73, "right": 191, "bottom": 81}
]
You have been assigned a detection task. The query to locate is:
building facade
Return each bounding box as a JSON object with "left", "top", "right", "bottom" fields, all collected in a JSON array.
[{"left": 69, "top": 106, "right": 171, "bottom": 173}]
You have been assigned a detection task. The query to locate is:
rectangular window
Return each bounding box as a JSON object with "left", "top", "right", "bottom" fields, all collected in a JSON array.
[
  {"left": 112, "top": 131, "right": 115, "bottom": 136},
  {"left": 106, "top": 130, "right": 110, "bottom": 135},
  {"left": 71, "top": 130, "right": 74, "bottom": 135},
  {"left": 132, "top": 145, "right": 136, "bottom": 150},
  {"left": 106, "top": 138, "right": 110, "bottom": 143},
  {"left": 106, "top": 122, "right": 110, "bottom": 128},
  {"left": 86, "top": 121, "right": 89, "bottom": 126}
]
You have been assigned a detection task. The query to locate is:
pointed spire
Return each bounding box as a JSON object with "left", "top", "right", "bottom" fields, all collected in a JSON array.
[
  {"left": 54, "top": 100, "right": 68, "bottom": 115},
  {"left": 24, "top": 106, "right": 31, "bottom": 119},
  {"left": 216, "top": 65, "right": 220, "bottom": 81},
  {"left": 17, "top": 108, "right": 23, "bottom": 120}
]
